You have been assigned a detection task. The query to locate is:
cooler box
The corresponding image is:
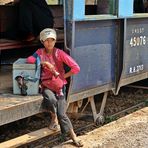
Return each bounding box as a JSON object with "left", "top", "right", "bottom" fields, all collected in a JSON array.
[{"left": 13, "top": 58, "right": 39, "bottom": 95}]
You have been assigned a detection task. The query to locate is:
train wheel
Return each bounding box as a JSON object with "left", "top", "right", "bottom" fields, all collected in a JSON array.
[{"left": 95, "top": 114, "right": 105, "bottom": 126}]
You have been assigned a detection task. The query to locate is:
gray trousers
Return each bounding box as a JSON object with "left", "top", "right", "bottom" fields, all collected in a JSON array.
[{"left": 42, "top": 88, "right": 73, "bottom": 134}]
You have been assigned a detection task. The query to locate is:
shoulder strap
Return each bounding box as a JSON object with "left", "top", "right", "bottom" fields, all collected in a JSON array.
[
  {"left": 52, "top": 48, "right": 61, "bottom": 72},
  {"left": 24, "top": 50, "right": 41, "bottom": 82}
]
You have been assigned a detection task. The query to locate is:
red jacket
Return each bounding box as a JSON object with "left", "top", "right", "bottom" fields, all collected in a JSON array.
[{"left": 27, "top": 48, "right": 80, "bottom": 93}]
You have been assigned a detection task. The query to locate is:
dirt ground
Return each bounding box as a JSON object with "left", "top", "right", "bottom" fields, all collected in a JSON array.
[{"left": 54, "top": 107, "right": 148, "bottom": 148}]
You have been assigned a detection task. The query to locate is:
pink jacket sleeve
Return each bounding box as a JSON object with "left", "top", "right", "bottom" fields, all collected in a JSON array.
[
  {"left": 58, "top": 50, "right": 80, "bottom": 74},
  {"left": 26, "top": 49, "right": 41, "bottom": 64},
  {"left": 26, "top": 56, "right": 36, "bottom": 64}
]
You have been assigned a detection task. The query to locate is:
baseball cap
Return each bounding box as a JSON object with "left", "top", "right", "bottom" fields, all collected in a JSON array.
[{"left": 40, "top": 28, "right": 57, "bottom": 42}]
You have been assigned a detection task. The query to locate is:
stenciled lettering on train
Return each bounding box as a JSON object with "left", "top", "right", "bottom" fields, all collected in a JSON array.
[
  {"left": 128, "top": 27, "right": 147, "bottom": 74},
  {"left": 130, "top": 27, "right": 147, "bottom": 47},
  {"left": 129, "top": 64, "right": 144, "bottom": 74}
]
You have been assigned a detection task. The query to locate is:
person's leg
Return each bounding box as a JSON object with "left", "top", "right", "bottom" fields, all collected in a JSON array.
[
  {"left": 18, "top": 0, "right": 34, "bottom": 39},
  {"left": 30, "top": 0, "right": 54, "bottom": 36},
  {"left": 57, "top": 96, "right": 73, "bottom": 133},
  {"left": 19, "top": 0, "right": 53, "bottom": 40},
  {"left": 42, "top": 89, "right": 59, "bottom": 130},
  {"left": 57, "top": 96, "right": 83, "bottom": 147},
  {"left": 69, "top": 129, "right": 83, "bottom": 147}
]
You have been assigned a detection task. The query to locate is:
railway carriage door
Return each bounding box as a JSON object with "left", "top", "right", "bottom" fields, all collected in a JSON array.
[
  {"left": 63, "top": 0, "right": 119, "bottom": 103},
  {"left": 116, "top": 1, "right": 148, "bottom": 93},
  {"left": 117, "top": 18, "right": 148, "bottom": 93}
]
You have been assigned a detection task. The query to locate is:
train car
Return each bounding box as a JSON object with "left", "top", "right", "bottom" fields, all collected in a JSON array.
[
  {"left": 64, "top": 0, "right": 119, "bottom": 124},
  {"left": 116, "top": 0, "right": 148, "bottom": 93},
  {"left": 0, "top": 0, "right": 148, "bottom": 128}
]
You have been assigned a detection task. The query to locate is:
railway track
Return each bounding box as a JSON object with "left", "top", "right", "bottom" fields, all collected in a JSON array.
[
  {"left": 36, "top": 99, "right": 147, "bottom": 148},
  {"left": 0, "top": 86, "right": 147, "bottom": 148}
]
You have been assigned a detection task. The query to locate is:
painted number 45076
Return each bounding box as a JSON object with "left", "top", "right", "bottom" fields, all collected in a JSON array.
[{"left": 130, "top": 36, "right": 146, "bottom": 47}]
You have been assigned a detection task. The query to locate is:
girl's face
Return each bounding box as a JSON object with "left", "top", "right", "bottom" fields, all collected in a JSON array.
[{"left": 43, "top": 38, "right": 56, "bottom": 53}]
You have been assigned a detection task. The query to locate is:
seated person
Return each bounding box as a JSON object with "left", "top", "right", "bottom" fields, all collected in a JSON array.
[
  {"left": 134, "top": 0, "right": 148, "bottom": 13},
  {"left": 18, "top": 0, "right": 54, "bottom": 41},
  {"left": 5, "top": 0, "right": 54, "bottom": 41},
  {"left": 144, "top": 0, "right": 148, "bottom": 12},
  {"left": 27, "top": 28, "right": 83, "bottom": 147}
]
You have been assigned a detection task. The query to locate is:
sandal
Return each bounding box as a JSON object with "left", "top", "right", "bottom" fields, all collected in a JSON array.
[
  {"left": 48, "top": 122, "right": 59, "bottom": 131},
  {"left": 73, "top": 139, "right": 83, "bottom": 147}
]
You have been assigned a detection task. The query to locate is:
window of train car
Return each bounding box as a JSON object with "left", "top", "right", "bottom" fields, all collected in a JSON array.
[
  {"left": 46, "top": 0, "right": 62, "bottom": 5},
  {"left": 134, "top": 0, "right": 148, "bottom": 13},
  {"left": 85, "top": 0, "right": 117, "bottom": 16}
]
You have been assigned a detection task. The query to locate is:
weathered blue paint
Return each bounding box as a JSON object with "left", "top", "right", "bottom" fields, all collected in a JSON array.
[
  {"left": 71, "top": 44, "right": 113, "bottom": 93},
  {"left": 64, "top": 0, "right": 135, "bottom": 22},
  {"left": 122, "top": 18, "right": 148, "bottom": 78},
  {"left": 64, "top": 0, "right": 85, "bottom": 20},
  {"left": 68, "top": 20, "right": 118, "bottom": 94},
  {"left": 118, "top": 0, "right": 134, "bottom": 17},
  {"left": 73, "top": 0, "right": 85, "bottom": 20}
]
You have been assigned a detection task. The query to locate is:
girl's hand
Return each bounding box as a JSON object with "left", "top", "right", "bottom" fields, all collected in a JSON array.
[
  {"left": 41, "top": 61, "right": 59, "bottom": 77},
  {"left": 41, "top": 61, "right": 54, "bottom": 69}
]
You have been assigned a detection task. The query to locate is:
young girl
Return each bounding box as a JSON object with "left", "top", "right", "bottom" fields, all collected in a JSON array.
[{"left": 27, "top": 28, "right": 83, "bottom": 147}]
